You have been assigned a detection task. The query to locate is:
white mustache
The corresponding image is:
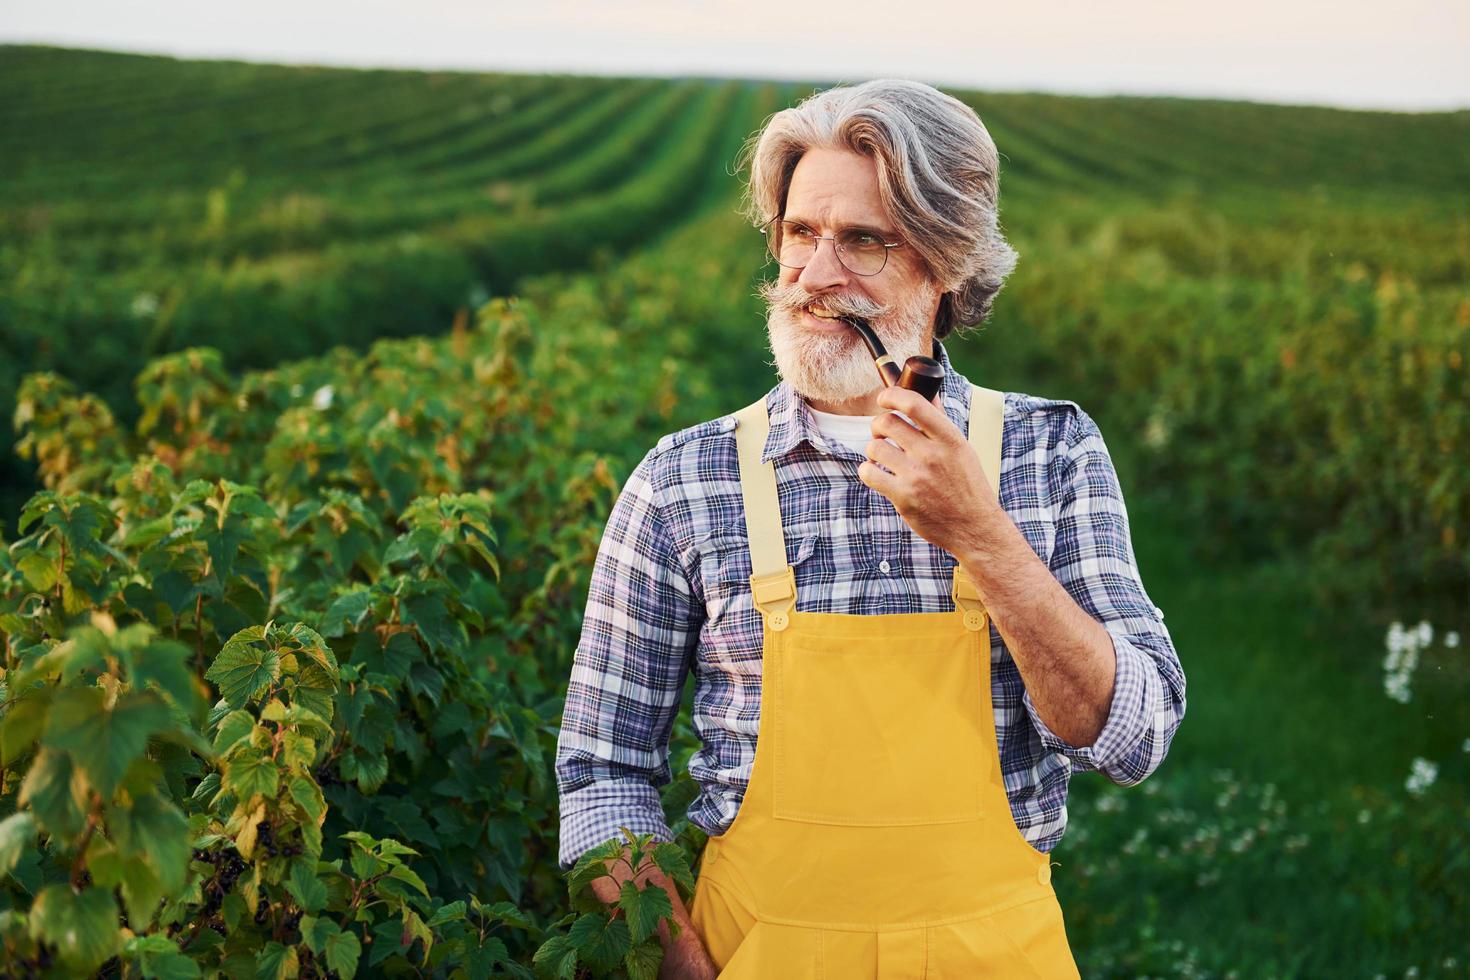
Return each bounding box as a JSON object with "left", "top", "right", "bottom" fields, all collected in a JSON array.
[{"left": 760, "top": 280, "right": 886, "bottom": 320}]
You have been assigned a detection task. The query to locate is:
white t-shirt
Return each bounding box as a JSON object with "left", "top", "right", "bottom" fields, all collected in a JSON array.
[{"left": 808, "top": 405, "right": 910, "bottom": 457}]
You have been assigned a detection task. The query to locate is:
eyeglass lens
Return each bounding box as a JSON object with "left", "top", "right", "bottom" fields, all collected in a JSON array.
[{"left": 767, "top": 220, "right": 889, "bottom": 276}]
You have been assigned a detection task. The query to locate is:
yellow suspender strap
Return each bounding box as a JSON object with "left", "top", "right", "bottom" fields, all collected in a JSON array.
[{"left": 733, "top": 385, "right": 1004, "bottom": 632}]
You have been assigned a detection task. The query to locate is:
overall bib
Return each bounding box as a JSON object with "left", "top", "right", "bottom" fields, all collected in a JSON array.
[{"left": 687, "top": 384, "right": 1082, "bottom": 979}]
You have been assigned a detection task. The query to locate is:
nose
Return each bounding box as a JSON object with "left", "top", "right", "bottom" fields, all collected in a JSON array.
[{"left": 795, "top": 236, "right": 851, "bottom": 293}]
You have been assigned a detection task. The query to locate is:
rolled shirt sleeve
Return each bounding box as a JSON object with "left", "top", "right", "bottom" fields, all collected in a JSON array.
[
  {"left": 554, "top": 447, "right": 700, "bottom": 870},
  {"left": 1022, "top": 405, "right": 1187, "bottom": 787}
]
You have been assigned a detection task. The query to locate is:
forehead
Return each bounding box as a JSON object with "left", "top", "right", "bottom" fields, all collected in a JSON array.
[{"left": 784, "top": 147, "right": 893, "bottom": 231}]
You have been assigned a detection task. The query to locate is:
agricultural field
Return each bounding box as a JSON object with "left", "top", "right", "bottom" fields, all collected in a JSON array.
[{"left": 1, "top": 45, "right": 1467, "bottom": 977}]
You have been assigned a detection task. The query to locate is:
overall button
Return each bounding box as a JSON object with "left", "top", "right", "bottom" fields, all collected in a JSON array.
[
  {"left": 1038, "top": 861, "right": 1052, "bottom": 885},
  {"left": 963, "top": 609, "right": 986, "bottom": 631},
  {"left": 770, "top": 612, "right": 789, "bottom": 631}
]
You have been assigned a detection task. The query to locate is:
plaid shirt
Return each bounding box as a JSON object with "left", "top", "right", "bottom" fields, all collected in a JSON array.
[{"left": 554, "top": 339, "right": 1187, "bottom": 870}]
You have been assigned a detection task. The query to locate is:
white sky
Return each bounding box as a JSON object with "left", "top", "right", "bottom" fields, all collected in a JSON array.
[{"left": 3, "top": 0, "right": 1468, "bottom": 112}]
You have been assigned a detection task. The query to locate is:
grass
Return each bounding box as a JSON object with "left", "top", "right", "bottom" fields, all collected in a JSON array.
[{"left": 1055, "top": 489, "right": 1469, "bottom": 978}]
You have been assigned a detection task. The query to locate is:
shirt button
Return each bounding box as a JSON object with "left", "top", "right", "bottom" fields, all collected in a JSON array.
[{"left": 878, "top": 560, "right": 891, "bottom": 573}]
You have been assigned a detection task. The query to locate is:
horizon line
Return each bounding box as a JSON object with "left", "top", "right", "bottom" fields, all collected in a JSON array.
[{"left": 4, "top": 39, "right": 1466, "bottom": 116}]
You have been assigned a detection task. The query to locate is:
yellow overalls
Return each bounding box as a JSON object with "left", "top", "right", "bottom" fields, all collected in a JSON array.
[{"left": 687, "top": 384, "right": 1082, "bottom": 978}]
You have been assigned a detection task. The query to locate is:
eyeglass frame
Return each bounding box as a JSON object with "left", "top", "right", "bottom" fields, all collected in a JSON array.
[{"left": 759, "top": 215, "right": 907, "bottom": 277}]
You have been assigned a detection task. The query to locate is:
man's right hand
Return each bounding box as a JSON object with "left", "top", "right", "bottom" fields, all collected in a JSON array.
[
  {"left": 658, "top": 937, "right": 720, "bottom": 980},
  {"left": 589, "top": 844, "right": 719, "bottom": 979}
]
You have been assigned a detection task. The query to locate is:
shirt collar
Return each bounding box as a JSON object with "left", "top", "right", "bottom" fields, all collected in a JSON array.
[{"left": 761, "top": 337, "right": 972, "bottom": 464}]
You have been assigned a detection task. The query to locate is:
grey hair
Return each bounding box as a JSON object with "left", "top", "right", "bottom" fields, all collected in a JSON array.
[{"left": 736, "top": 78, "right": 1019, "bottom": 339}]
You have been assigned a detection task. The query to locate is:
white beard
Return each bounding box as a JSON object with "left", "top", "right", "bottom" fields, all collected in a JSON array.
[{"left": 759, "top": 278, "right": 940, "bottom": 409}]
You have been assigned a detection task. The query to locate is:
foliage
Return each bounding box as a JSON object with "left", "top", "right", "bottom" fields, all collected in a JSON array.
[
  {"left": 1, "top": 47, "right": 1467, "bottom": 976},
  {"left": 1, "top": 195, "right": 767, "bottom": 973}
]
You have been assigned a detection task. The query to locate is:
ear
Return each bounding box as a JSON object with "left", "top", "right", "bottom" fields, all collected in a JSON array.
[{"left": 933, "top": 292, "right": 952, "bottom": 339}]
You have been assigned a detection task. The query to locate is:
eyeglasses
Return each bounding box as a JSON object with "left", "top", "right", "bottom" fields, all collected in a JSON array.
[{"left": 760, "top": 216, "right": 905, "bottom": 277}]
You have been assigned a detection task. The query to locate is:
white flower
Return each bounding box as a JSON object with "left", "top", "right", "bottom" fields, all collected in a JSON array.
[
  {"left": 1405, "top": 757, "right": 1438, "bottom": 796},
  {"left": 130, "top": 292, "right": 159, "bottom": 318},
  {"left": 1415, "top": 620, "right": 1433, "bottom": 646},
  {"left": 1446, "top": 631, "right": 1460, "bottom": 649},
  {"left": 1143, "top": 407, "right": 1170, "bottom": 450},
  {"left": 1382, "top": 622, "right": 1423, "bottom": 703},
  {"left": 312, "top": 384, "right": 334, "bottom": 411},
  {"left": 1461, "top": 737, "right": 1470, "bottom": 753}
]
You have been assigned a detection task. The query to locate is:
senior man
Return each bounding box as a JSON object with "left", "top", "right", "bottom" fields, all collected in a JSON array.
[{"left": 554, "top": 78, "right": 1186, "bottom": 978}]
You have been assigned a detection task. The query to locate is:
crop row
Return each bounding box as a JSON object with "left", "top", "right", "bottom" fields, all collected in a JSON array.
[{"left": 0, "top": 81, "right": 779, "bottom": 491}]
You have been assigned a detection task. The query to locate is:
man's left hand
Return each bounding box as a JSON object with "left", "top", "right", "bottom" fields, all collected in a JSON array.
[{"left": 857, "top": 385, "right": 998, "bottom": 558}]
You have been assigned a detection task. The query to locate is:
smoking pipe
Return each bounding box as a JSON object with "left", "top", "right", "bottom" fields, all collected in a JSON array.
[{"left": 840, "top": 316, "right": 945, "bottom": 403}]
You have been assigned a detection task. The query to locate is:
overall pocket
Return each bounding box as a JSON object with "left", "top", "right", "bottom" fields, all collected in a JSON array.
[
  {"left": 770, "top": 631, "right": 989, "bottom": 826},
  {"left": 928, "top": 894, "right": 1080, "bottom": 980}
]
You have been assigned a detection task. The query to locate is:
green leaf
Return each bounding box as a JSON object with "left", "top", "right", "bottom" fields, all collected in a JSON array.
[
  {"left": 300, "top": 914, "right": 338, "bottom": 954},
  {"left": 348, "top": 842, "right": 382, "bottom": 880},
  {"left": 651, "top": 842, "right": 697, "bottom": 897},
  {"left": 85, "top": 837, "right": 161, "bottom": 929},
  {"left": 205, "top": 626, "right": 280, "bottom": 708},
  {"left": 285, "top": 704, "right": 333, "bottom": 737},
  {"left": 29, "top": 884, "right": 122, "bottom": 973},
  {"left": 121, "top": 514, "right": 173, "bottom": 550},
  {"left": 0, "top": 812, "right": 37, "bottom": 876},
  {"left": 376, "top": 797, "right": 438, "bottom": 849},
  {"left": 483, "top": 900, "right": 535, "bottom": 931},
  {"left": 281, "top": 731, "right": 316, "bottom": 770},
  {"left": 401, "top": 593, "right": 460, "bottom": 656},
  {"left": 385, "top": 862, "right": 429, "bottom": 898},
  {"left": 619, "top": 879, "right": 674, "bottom": 945},
  {"left": 124, "top": 932, "right": 203, "bottom": 979},
  {"left": 287, "top": 622, "right": 339, "bottom": 675},
  {"left": 286, "top": 861, "right": 327, "bottom": 914},
  {"left": 426, "top": 900, "right": 466, "bottom": 928},
  {"left": 290, "top": 662, "right": 337, "bottom": 721},
  {"left": 341, "top": 745, "right": 388, "bottom": 794},
  {"left": 324, "top": 926, "right": 362, "bottom": 978},
  {"left": 567, "top": 837, "right": 625, "bottom": 899},
  {"left": 464, "top": 937, "right": 511, "bottom": 980},
  {"left": 212, "top": 709, "right": 257, "bottom": 757},
  {"left": 368, "top": 917, "right": 410, "bottom": 967},
  {"left": 0, "top": 693, "right": 49, "bottom": 766},
  {"left": 45, "top": 688, "right": 174, "bottom": 798},
  {"left": 531, "top": 934, "right": 579, "bottom": 980},
  {"left": 256, "top": 941, "right": 297, "bottom": 980},
  {"left": 569, "top": 912, "right": 631, "bottom": 974},
  {"left": 288, "top": 775, "right": 325, "bottom": 826},
  {"left": 131, "top": 638, "right": 199, "bottom": 712},
  {"left": 18, "top": 747, "right": 87, "bottom": 840},
  {"left": 109, "top": 793, "right": 192, "bottom": 893},
  {"left": 223, "top": 749, "right": 279, "bottom": 802},
  {"left": 149, "top": 569, "right": 198, "bottom": 616},
  {"left": 624, "top": 940, "right": 665, "bottom": 980},
  {"left": 189, "top": 772, "right": 221, "bottom": 804},
  {"left": 320, "top": 590, "right": 372, "bottom": 638},
  {"left": 401, "top": 908, "right": 433, "bottom": 962},
  {"left": 373, "top": 838, "right": 421, "bottom": 861},
  {"left": 200, "top": 520, "right": 250, "bottom": 584}
]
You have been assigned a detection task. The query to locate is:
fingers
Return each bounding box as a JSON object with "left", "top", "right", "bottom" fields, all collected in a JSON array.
[
  {"left": 857, "top": 458, "right": 898, "bottom": 496},
  {"left": 875, "top": 385, "right": 946, "bottom": 438},
  {"left": 871, "top": 411, "right": 924, "bottom": 452},
  {"left": 865, "top": 436, "right": 904, "bottom": 472}
]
